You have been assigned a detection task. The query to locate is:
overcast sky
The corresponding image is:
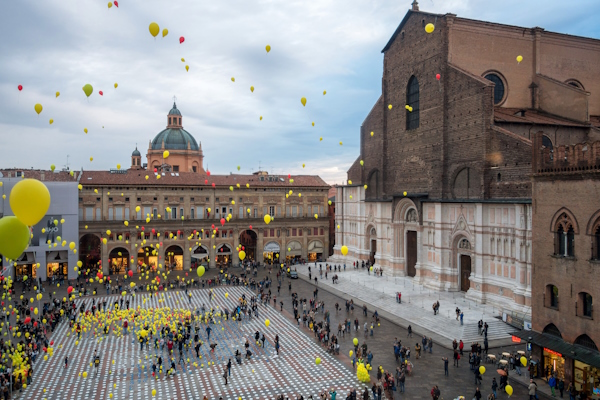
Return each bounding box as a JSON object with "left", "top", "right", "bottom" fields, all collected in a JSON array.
[{"left": 1, "top": 0, "right": 598, "bottom": 184}]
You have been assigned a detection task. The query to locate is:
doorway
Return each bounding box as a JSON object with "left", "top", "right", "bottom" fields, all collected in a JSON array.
[
  {"left": 460, "top": 254, "right": 471, "bottom": 292},
  {"left": 239, "top": 230, "right": 257, "bottom": 262},
  {"left": 370, "top": 239, "right": 377, "bottom": 265},
  {"left": 406, "top": 231, "right": 417, "bottom": 277}
]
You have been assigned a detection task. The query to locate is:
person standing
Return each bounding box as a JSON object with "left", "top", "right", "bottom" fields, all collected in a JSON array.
[
  {"left": 491, "top": 377, "right": 498, "bottom": 398},
  {"left": 223, "top": 365, "right": 228, "bottom": 385},
  {"left": 558, "top": 378, "right": 564, "bottom": 397},
  {"left": 549, "top": 375, "right": 556, "bottom": 397},
  {"left": 407, "top": 325, "right": 412, "bottom": 338},
  {"left": 227, "top": 358, "right": 231, "bottom": 377},
  {"left": 428, "top": 337, "right": 433, "bottom": 353},
  {"left": 442, "top": 357, "right": 449, "bottom": 376},
  {"left": 473, "top": 387, "right": 482, "bottom": 400},
  {"left": 453, "top": 349, "right": 459, "bottom": 367},
  {"left": 528, "top": 379, "right": 537, "bottom": 400},
  {"left": 460, "top": 312, "right": 464, "bottom": 325},
  {"left": 459, "top": 339, "right": 464, "bottom": 355}
]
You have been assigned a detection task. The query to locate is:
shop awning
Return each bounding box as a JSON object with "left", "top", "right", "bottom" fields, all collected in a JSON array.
[
  {"left": 16, "top": 252, "right": 35, "bottom": 265},
  {"left": 512, "top": 330, "right": 600, "bottom": 369},
  {"left": 46, "top": 251, "right": 68, "bottom": 263},
  {"left": 264, "top": 242, "right": 280, "bottom": 252},
  {"left": 216, "top": 245, "right": 231, "bottom": 255}
]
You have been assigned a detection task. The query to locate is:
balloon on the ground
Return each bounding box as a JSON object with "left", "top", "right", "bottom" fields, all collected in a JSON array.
[
  {"left": 265, "top": 319, "right": 270, "bottom": 327},
  {"left": 0, "top": 216, "right": 30, "bottom": 260},
  {"left": 10, "top": 179, "right": 51, "bottom": 226},
  {"left": 315, "top": 357, "right": 321, "bottom": 365}
]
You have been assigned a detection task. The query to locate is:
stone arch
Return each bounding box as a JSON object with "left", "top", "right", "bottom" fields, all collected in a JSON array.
[
  {"left": 191, "top": 244, "right": 209, "bottom": 259},
  {"left": 216, "top": 243, "right": 232, "bottom": 254},
  {"left": 574, "top": 334, "right": 598, "bottom": 351},
  {"left": 585, "top": 209, "right": 600, "bottom": 235},
  {"left": 451, "top": 166, "right": 481, "bottom": 199},
  {"left": 393, "top": 198, "right": 418, "bottom": 223},
  {"left": 550, "top": 207, "right": 579, "bottom": 234},
  {"left": 79, "top": 233, "right": 101, "bottom": 270},
  {"left": 108, "top": 247, "right": 130, "bottom": 274},
  {"left": 165, "top": 244, "right": 184, "bottom": 270}
]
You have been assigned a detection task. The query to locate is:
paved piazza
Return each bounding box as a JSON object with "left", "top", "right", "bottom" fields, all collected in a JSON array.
[{"left": 27, "top": 287, "right": 366, "bottom": 400}]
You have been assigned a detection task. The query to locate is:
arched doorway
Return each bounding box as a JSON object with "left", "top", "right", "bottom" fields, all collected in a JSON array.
[
  {"left": 263, "top": 241, "right": 280, "bottom": 264},
  {"left": 165, "top": 245, "right": 184, "bottom": 271},
  {"left": 457, "top": 238, "right": 472, "bottom": 292},
  {"left": 308, "top": 240, "right": 324, "bottom": 262},
  {"left": 79, "top": 234, "right": 101, "bottom": 272},
  {"left": 109, "top": 247, "right": 129, "bottom": 274},
  {"left": 191, "top": 245, "right": 209, "bottom": 268},
  {"left": 137, "top": 246, "right": 158, "bottom": 272},
  {"left": 239, "top": 230, "right": 257, "bottom": 261},
  {"left": 216, "top": 244, "right": 232, "bottom": 267},
  {"left": 405, "top": 208, "right": 419, "bottom": 277},
  {"left": 368, "top": 227, "right": 377, "bottom": 265}
]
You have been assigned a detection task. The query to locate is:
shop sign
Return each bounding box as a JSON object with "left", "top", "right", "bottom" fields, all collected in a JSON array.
[
  {"left": 544, "top": 348, "right": 562, "bottom": 357},
  {"left": 511, "top": 336, "right": 521, "bottom": 343}
]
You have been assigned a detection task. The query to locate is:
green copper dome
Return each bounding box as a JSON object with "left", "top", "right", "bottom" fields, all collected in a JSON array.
[
  {"left": 168, "top": 102, "right": 182, "bottom": 116},
  {"left": 151, "top": 128, "right": 199, "bottom": 151}
]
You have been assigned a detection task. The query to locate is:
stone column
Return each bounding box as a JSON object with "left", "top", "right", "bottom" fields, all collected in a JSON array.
[
  {"left": 129, "top": 230, "right": 138, "bottom": 273},
  {"left": 209, "top": 234, "right": 216, "bottom": 268},
  {"left": 232, "top": 229, "right": 240, "bottom": 266},
  {"left": 257, "top": 229, "right": 264, "bottom": 265},
  {"left": 183, "top": 230, "right": 191, "bottom": 270},
  {"left": 302, "top": 228, "right": 308, "bottom": 260},
  {"left": 101, "top": 239, "right": 109, "bottom": 276}
]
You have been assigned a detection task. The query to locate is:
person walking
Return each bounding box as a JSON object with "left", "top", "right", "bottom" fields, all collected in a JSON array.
[
  {"left": 528, "top": 379, "right": 537, "bottom": 400},
  {"left": 558, "top": 378, "right": 564, "bottom": 398},
  {"left": 491, "top": 377, "right": 498, "bottom": 399},
  {"left": 473, "top": 387, "right": 482, "bottom": 400},
  {"left": 428, "top": 337, "right": 433, "bottom": 353},
  {"left": 442, "top": 357, "right": 449, "bottom": 376},
  {"left": 223, "top": 365, "right": 228, "bottom": 385},
  {"left": 453, "top": 349, "right": 459, "bottom": 367},
  {"left": 407, "top": 325, "right": 412, "bottom": 338},
  {"left": 549, "top": 375, "right": 556, "bottom": 397}
]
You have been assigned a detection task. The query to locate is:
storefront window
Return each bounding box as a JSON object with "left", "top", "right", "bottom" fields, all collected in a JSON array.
[
  {"left": 574, "top": 361, "right": 599, "bottom": 394},
  {"left": 47, "top": 263, "right": 67, "bottom": 278},
  {"left": 543, "top": 348, "right": 565, "bottom": 381}
]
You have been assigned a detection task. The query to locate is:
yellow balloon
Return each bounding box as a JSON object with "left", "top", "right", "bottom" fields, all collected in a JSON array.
[
  {"left": 315, "top": 357, "right": 321, "bottom": 365},
  {"left": 84, "top": 128, "right": 88, "bottom": 134},
  {"left": 108, "top": 2, "right": 112, "bottom": 8},
  {"left": 479, "top": 366, "right": 486, "bottom": 374},
  {"left": 388, "top": 104, "right": 392, "bottom": 110},
  {"left": 114, "top": 83, "right": 118, "bottom": 88},
  {"left": 10, "top": 179, "right": 51, "bottom": 226},
  {"left": 516, "top": 55, "right": 523, "bottom": 63},
  {"left": 370, "top": 131, "right": 374, "bottom": 136},
  {"left": 55, "top": 91, "right": 60, "bottom": 98},
  {"left": 250, "top": 86, "right": 254, "bottom": 92},
  {"left": 260, "top": 116, "right": 263, "bottom": 120},
  {"left": 181, "top": 58, "right": 185, "bottom": 62},
  {"left": 69, "top": 242, "right": 76, "bottom": 250},
  {"left": 49, "top": 119, "right": 54, "bottom": 125},
  {"left": 239, "top": 250, "right": 246, "bottom": 261},
  {"left": 353, "top": 338, "right": 358, "bottom": 346},
  {"left": 149, "top": 23, "right": 160, "bottom": 37},
  {"left": 163, "top": 150, "right": 169, "bottom": 158},
  {"left": 0, "top": 217, "right": 30, "bottom": 260},
  {"left": 505, "top": 385, "right": 513, "bottom": 396},
  {"left": 314, "top": 214, "right": 318, "bottom": 219},
  {"left": 364, "top": 184, "right": 368, "bottom": 189},
  {"left": 162, "top": 28, "right": 168, "bottom": 37},
  {"left": 265, "top": 44, "right": 271, "bottom": 53},
  {"left": 152, "top": 389, "right": 156, "bottom": 396},
  {"left": 264, "top": 215, "right": 271, "bottom": 225},
  {"left": 82, "top": 84, "right": 93, "bottom": 97},
  {"left": 520, "top": 356, "right": 527, "bottom": 366},
  {"left": 360, "top": 160, "right": 364, "bottom": 166},
  {"left": 341, "top": 245, "right": 349, "bottom": 256},
  {"left": 135, "top": 206, "right": 141, "bottom": 212},
  {"left": 323, "top": 90, "right": 327, "bottom": 95},
  {"left": 300, "top": 97, "right": 307, "bottom": 107},
  {"left": 196, "top": 266, "right": 205, "bottom": 277},
  {"left": 231, "top": 77, "right": 235, "bottom": 82},
  {"left": 265, "top": 319, "right": 270, "bottom": 327},
  {"left": 425, "top": 23, "right": 435, "bottom": 33},
  {"left": 34, "top": 104, "right": 43, "bottom": 115},
  {"left": 185, "top": 65, "right": 189, "bottom": 72}
]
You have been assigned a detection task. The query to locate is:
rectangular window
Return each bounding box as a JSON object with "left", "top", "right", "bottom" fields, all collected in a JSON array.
[
  {"left": 180, "top": 208, "right": 184, "bottom": 219},
  {"left": 96, "top": 208, "right": 101, "bottom": 221},
  {"left": 173, "top": 166, "right": 179, "bottom": 172},
  {"left": 299, "top": 228, "right": 302, "bottom": 236},
  {"left": 165, "top": 208, "right": 169, "bottom": 220},
  {"left": 264, "top": 230, "right": 268, "bottom": 237},
  {"left": 269, "top": 206, "right": 275, "bottom": 216},
  {"left": 144, "top": 207, "right": 151, "bottom": 219},
  {"left": 191, "top": 208, "right": 195, "bottom": 219},
  {"left": 299, "top": 206, "right": 303, "bottom": 217},
  {"left": 222, "top": 231, "right": 227, "bottom": 238},
  {"left": 172, "top": 208, "right": 177, "bottom": 219},
  {"left": 197, "top": 207, "right": 204, "bottom": 219},
  {"left": 78, "top": 208, "right": 83, "bottom": 221},
  {"left": 314, "top": 228, "right": 318, "bottom": 236},
  {"left": 239, "top": 207, "right": 244, "bottom": 218},
  {"left": 228, "top": 207, "right": 233, "bottom": 216},
  {"left": 108, "top": 208, "right": 114, "bottom": 220},
  {"left": 320, "top": 206, "right": 324, "bottom": 216},
  {"left": 270, "top": 229, "right": 274, "bottom": 237},
  {"left": 153, "top": 208, "right": 157, "bottom": 219},
  {"left": 292, "top": 206, "right": 297, "bottom": 217},
  {"left": 292, "top": 228, "right": 297, "bottom": 236},
  {"left": 320, "top": 228, "right": 324, "bottom": 236},
  {"left": 115, "top": 207, "right": 123, "bottom": 220},
  {"left": 222, "top": 207, "right": 227, "bottom": 214},
  {"left": 254, "top": 208, "right": 258, "bottom": 218},
  {"left": 125, "top": 208, "right": 130, "bottom": 220},
  {"left": 192, "top": 166, "right": 197, "bottom": 172},
  {"left": 286, "top": 206, "right": 290, "bottom": 216},
  {"left": 85, "top": 207, "right": 93, "bottom": 221}
]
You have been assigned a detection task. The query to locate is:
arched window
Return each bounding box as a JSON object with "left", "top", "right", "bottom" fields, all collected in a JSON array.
[
  {"left": 543, "top": 323, "right": 562, "bottom": 338},
  {"left": 565, "top": 80, "right": 584, "bottom": 91},
  {"left": 542, "top": 135, "right": 553, "bottom": 150},
  {"left": 484, "top": 73, "right": 505, "bottom": 105},
  {"left": 546, "top": 284, "right": 559, "bottom": 309},
  {"left": 593, "top": 224, "right": 600, "bottom": 260},
  {"left": 578, "top": 292, "right": 593, "bottom": 318},
  {"left": 406, "top": 76, "right": 419, "bottom": 130},
  {"left": 554, "top": 213, "right": 575, "bottom": 257},
  {"left": 575, "top": 334, "right": 598, "bottom": 351}
]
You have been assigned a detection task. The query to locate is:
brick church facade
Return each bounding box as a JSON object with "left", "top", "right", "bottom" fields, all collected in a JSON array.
[{"left": 329, "top": 1, "right": 600, "bottom": 316}]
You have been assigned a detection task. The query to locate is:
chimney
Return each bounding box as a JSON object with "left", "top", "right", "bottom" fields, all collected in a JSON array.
[
  {"left": 412, "top": 0, "right": 419, "bottom": 11},
  {"left": 40, "top": 172, "right": 45, "bottom": 181}
]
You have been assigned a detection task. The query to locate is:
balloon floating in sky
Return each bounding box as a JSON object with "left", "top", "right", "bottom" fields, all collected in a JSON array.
[
  {"left": 18, "top": 85, "right": 23, "bottom": 91},
  {"left": 55, "top": 91, "right": 60, "bottom": 97},
  {"left": 425, "top": 23, "right": 435, "bottom": 33},
  {"left": 0, "top": 217, "right": 30, "bottom": 260},
  {"left": 388, "top": 104, "right": 392, "bottom": 110},
  {"left": 319, "top": 137, "right": 322, "bottom": 141},
  {"left": 312, "top": 122, "right": 315, "bottom": 126},
  {"left": 149, "top": 23, "right": 160, "bottom": 38},
  {"left": 260, "top": 116, "right": 263, "bottom": 120},
  {"left": 265, "top": 45, "right": 271, "bottom": 53},
  {"left": 49, "top": 119, "right": 53, "bottom": 125},
  {"left": 10, "top": 178, "right": 51, "bottom": 226},
  {"left": 99, "top": 91, "right": 103, "bottom": 96},
  {"left": 185, "top": 65, "right": 189, "bottom": 72},
  {"left": 162, "top": 28, "right": 168, "bottom": 37},
  {"left": 108, "top": 2, "right": 112, "bottom": 8},
  {"left": 301, "top": 97, "right": 307, "bottom": 107},
  {"left": 114, "top": 0, "right": 118, "bottom": 6},
  {"left": 339, "top": 141, "right": 343, "bottom": 146},
  {"left": 323, "top": 90, "right": 326, "bottom": 95},
  {"left": 163, "top": 150, "right": 169, "bottom": 158},
  {"left": 250, "top": 86, "right": 254, "bottom": 93},
  {"left": 84, "top": 128, "right": 88, "bottom": 134},
  {"left": 181, "top": 58, "right": 185, "bottom": 62},
  {"left": 341, "top": 245, "right": 349, "bottom": 256},
  {"left": 179, "top": 36, "right": 185, "bottom": 44},
  {"left": 82, "top": 84, "right": 93, "bottom": 97},
  {"left": 50, "top": 164, "right": 56, "bottom": 172},
  {"left": 360, "top": 160, "right": 364, "bottom": 166},
  {"left": 264, "top": 215, "right": 271, "bottom": 225},
  {"left": 436, "top": 73, "right": 441, "bottom": 80},
  {"left": 516, "top": 55, "right": 523, "bottom": 63},
  {"left": 370, "top": 131, "right": 374, "bottom": 137},
  {"left": 34, "top": 104, "right": 43, "bottom": 115},
  {"left": 90, "top": 157, "right": 93, "bottom": 162},
  {"left": 114, "top": 83, "right": 118, "bottom": 89},
  {"left": 231, "top": 77, "right": 235, "bottom": 82}
]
